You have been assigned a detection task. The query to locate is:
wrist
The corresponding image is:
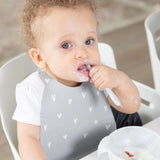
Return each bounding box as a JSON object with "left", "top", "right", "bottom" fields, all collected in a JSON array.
[{"left": 113, "top": 71, "right": 128, "bottom": 91}]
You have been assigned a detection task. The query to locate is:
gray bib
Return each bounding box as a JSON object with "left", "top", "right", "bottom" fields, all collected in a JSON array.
[{"left": 39, "top": 70, "right": 116, "bottom": 160}]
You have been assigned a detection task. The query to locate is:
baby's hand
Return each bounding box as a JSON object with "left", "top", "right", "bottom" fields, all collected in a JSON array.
[
  {"left": 89, "top": 65, "right": 123, "bottom": 91},
  {"left": 89, "top": 65, "right": 141, "bottom": 114}
]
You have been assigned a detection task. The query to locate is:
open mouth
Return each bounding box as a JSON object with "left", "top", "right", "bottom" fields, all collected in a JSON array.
[{"left": 77, "top": 64, "right": 92, "bottom": 76}]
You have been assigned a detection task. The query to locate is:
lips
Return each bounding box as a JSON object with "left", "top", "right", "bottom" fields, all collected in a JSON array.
[
  {"left": 78, "top": 64, "right": 88, "bottom": 71},
  {"left": 77, "top": 63, "right": 91, "bottom": 76}
]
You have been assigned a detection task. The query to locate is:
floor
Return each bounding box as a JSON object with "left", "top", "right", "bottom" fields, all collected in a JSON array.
[{"left": 0, "top": 0, "right": 160, "bottom": 159}]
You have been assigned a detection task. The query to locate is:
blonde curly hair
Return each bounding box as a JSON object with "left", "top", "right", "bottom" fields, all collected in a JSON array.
[{"left": 22, "top": 0, "right": 97, "bottom": 48}]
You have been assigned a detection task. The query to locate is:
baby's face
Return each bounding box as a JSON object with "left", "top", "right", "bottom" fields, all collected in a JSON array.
[{"left": 35, "top": 6, "right": 100, "bottom": 86}]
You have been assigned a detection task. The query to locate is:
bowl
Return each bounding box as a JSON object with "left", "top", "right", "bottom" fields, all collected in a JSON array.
[{"left": 97, "top": 126, "right": 160, "bottom": 160}]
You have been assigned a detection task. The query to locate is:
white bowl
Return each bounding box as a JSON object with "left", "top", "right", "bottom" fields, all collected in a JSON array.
[{"left": 98, "top": 126, "right": 160, "bottom": 160}]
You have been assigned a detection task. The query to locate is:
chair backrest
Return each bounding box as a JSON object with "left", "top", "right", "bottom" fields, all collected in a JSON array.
[
  {"left": 0, "top": 43, "right": 160, "bottom": 159},
  {"left": 145, "top": 10, "right": 160, "bottom": 92},
  {"left": 98, "top": 43, "right": 117, "bottom": 69},
  {"left": 0, "top": 53, "right": 37, "bottom": 160}
]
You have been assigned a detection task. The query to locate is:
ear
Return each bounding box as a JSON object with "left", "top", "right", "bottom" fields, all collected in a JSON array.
[{"left": 29, "top": 48, "right": 46, "bottom": 69}]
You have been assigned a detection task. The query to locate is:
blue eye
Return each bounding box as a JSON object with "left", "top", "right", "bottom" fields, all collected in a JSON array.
[
  {"left": 62, "top": 43, "right": 71, "bottom": 49},
  {"left": 85, "top": 39, "right": 94, "bottom": 45}
]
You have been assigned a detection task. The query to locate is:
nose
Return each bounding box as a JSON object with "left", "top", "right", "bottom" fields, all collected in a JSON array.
[{"left": 75, "top": 46, "right": 88, "bottom": 59}]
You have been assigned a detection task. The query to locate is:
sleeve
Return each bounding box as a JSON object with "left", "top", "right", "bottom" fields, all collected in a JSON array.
[{"left": 12, "top": 78, "right": 43, "bottom": 126}]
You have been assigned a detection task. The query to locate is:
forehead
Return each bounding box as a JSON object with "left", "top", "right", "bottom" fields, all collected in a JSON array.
[{"left": 32, "top": 6, "right": 97, "bottom": 41}]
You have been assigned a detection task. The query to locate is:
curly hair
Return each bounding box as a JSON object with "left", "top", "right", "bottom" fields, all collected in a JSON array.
[{"left": 22, "top": 0, "right": 97, "bottom": 48}]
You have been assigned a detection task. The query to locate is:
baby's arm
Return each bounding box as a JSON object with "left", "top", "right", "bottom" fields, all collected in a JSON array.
[
  {"left": 89, "top": 65, "right": 141, "bottom": 114},
  {"left": 17, "top": 122, "right": 47, "bottom": 160}
]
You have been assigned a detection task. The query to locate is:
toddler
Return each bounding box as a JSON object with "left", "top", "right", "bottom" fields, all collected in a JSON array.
[{"left": 13, "top": 0, "right": 142, "bottom": 160}]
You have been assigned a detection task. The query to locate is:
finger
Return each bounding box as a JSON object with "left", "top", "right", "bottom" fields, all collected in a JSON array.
[
  {"left": 91, "top": 72, "right": 101, "bottom": 83},
  {"left": 92, "top": 77, "right": 104, "bottom": 89},
  {"left": 89, "top": 66, "right": 99, "bottom": 77},
  {"left": 95, "top": 80, "right": 105, "bottom": 91},
  {"left": 89, "top": 79, "right": 94, "bottom": 83},
  {"left": 98, "top": 81, "right": 106, "bottom": 91}
]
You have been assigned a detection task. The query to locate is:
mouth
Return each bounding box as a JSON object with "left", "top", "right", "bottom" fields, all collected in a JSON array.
[{"left": 77, "top": 63, "right": 92, "bottom": 76}]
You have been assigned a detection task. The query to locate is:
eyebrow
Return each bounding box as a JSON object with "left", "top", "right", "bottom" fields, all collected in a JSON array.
[{"left": 59, "top": 31, "right": 96, "bottom": 40}]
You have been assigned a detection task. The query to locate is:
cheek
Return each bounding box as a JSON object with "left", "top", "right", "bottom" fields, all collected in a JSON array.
[
  {"left": 45, "top": 54, "right": 63, "bottom": 70},
  {"left": 50, "top": 62, "right": 68, "bottom": 74},
  {"left": 97, "top": 55, "right": 101, "bottom": 64},
  {"left": 50, "top": 60, "right": 73, "bottom": 75},
  {"left": 93, "top": 51, "right": 101, "bottom": 65}
]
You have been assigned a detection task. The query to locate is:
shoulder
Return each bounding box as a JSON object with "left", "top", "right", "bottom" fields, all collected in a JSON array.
[
  {"left": 16, "top": 70, "right": 46, "bottom": 98},
  {"left": 13, "top": 70, "right": 45, "bottom": 126},
  {"left": 15, "top": 70, "right": 46, "bottom": 111},
  {"left": 18, "top": 70, "right": 44, "bottom": 89}
]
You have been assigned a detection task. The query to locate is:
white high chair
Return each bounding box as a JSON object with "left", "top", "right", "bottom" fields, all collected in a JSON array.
[
  {"left": 145, "top": 10, "right": 160, "bottom": 93},
  {"left": 0, "top": 43, "right": 160, "bottom": 160},
  {"left": 0, "top": 54, "right": 37, "bottom": 160}
]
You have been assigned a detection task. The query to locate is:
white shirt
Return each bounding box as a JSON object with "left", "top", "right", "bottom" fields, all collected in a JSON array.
[{"left": 12, "top": 71, "right": 45, "bottom": 126}]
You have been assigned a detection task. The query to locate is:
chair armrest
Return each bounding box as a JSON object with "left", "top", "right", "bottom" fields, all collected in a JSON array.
[{"left": 133, "top": 80, "right": 160, "bottom": 124}]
